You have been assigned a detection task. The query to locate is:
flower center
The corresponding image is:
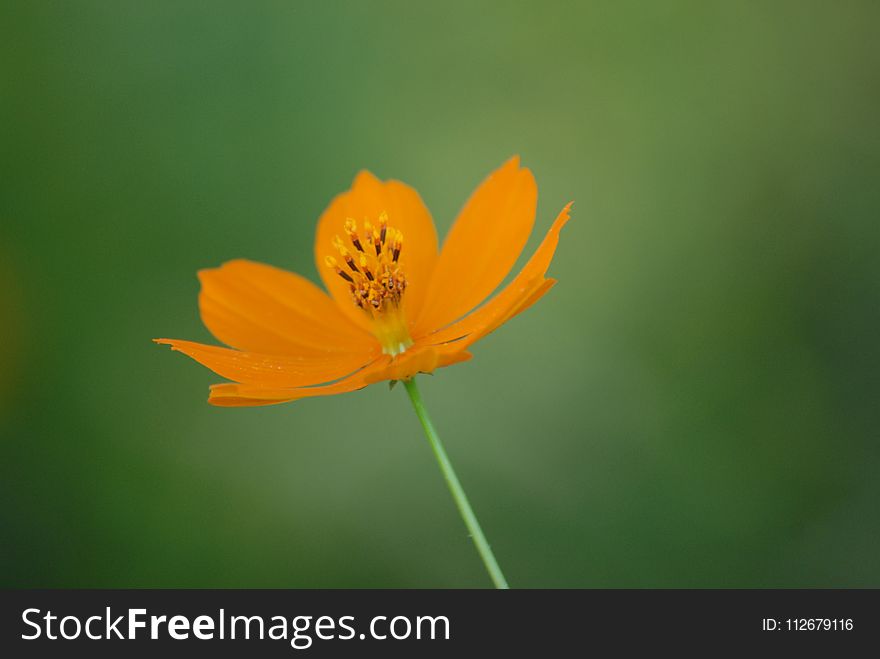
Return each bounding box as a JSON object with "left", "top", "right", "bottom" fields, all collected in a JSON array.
[{"left": 324, "top": 213, "right": 414, "bottom": 355}]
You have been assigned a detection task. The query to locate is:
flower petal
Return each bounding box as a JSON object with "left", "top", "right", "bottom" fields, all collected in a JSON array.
[
  {"left": 199, "top": 259, "right": 376, "bottom": 356},
  {"left": 414, "top": 156, "right": 537, "bottom": 336},
  {"left": 208, "top": 355, "right": 394, "bottom": 407},
  {"left": 208, "top": 384, "right": 310, "bottom": 407},
  {"left": 423, "top": 202, "right": 572, "bottom": 348},
  {"left": 315, "top": 171, "right": 439, "bottom": 331},
  {"left": 362, "top": 346, "right": 473, "bottom": 384},
  {"left": 154, "top": 338, "right": 380, "bottom": 388},
  {"left": 203, "top": 342, "right": 473, "bottom": 407}
]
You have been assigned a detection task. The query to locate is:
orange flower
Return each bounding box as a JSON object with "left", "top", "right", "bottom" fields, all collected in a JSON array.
[{"left": 155, "top": 157, "right": 571, "bottom": 406}]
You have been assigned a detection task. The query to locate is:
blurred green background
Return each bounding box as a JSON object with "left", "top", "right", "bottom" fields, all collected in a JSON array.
[{"left": 1, "top": 1, "right": 878, "bottom": 588}]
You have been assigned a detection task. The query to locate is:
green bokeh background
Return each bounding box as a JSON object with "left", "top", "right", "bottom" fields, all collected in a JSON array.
[{"left": 2, "top": 1, "right": 878, "bottom": 588}]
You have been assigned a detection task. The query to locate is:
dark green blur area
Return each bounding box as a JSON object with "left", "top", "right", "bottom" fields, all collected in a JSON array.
[{"left": 1, "top": 1, "right": 878, "bottom": 588}]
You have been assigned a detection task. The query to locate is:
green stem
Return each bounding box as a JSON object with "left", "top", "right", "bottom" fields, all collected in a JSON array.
[{"left": 402, "top": 377, "right": 509, "bottom": 589}]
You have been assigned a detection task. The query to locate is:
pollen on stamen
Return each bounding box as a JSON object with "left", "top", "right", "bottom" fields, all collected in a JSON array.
[
  {"left": 332, "top": 236, "right": 360, "bottom": 273},
  {"left": 344, "top": 218, "right": 365, "bottom": 252},
  {"left": 324, "top": 255, "right": 355, "bottom": 283},
  {"left": 378, "top": 211, "right": 388, "bottom": 246},
  {"left": 364, "top": 221, "right": 382, "bottom": 256},
  {"left": 391, "top": 230, "right": 403, "bottom": 262},
  {"left": 359, "top": 254, "right": 375, "bottom": 281}
]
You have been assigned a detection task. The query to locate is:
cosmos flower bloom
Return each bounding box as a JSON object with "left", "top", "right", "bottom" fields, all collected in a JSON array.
[{"left": 156, "top": 157, "right": 571, "bottom": 406}]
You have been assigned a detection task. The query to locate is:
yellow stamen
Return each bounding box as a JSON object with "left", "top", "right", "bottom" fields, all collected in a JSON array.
[
  {"left": 326, "top": 212, "right": 413, "bottom": 355},
  {"left": 344, "top": 218, "right": 365, "bottom": 252},
  {"left": 378, "top": 211, "right": 388, "bottom": 246},
  {"left": 324, "top": 255, "right": 355, "bottom": 284}
]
